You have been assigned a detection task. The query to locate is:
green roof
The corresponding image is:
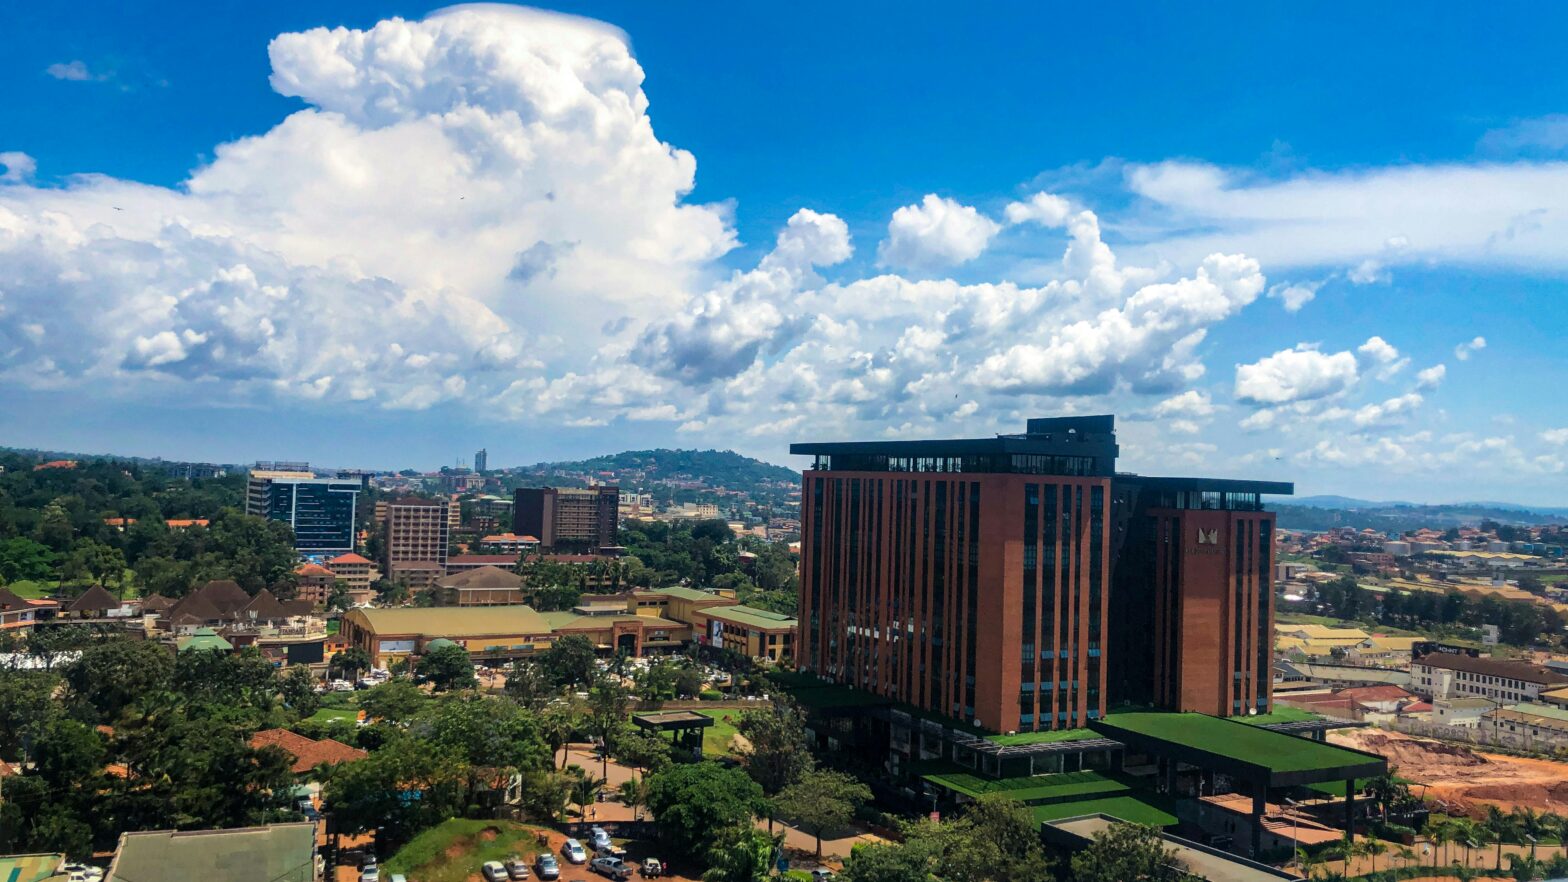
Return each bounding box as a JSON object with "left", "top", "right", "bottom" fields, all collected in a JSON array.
[
  {"left": 703, "top": 604, "right": 797, "bottom": 630},
  {"left": 1094, "top": 712, "right": 1383, "bottom": 776},
  {"left": 1031, "top": 794, "right": 1179, "bottom": 827},
  {"left": 176, "top": 627, "right": 233, "bottom": 653},
  {"left": 348, "top": 605, "right": 552, "bottom": 638},
  {"left": 986, "top": 727, "right": 1098, "bottom": 746},
  {"left": 0, "top": 853, "right": 68, "bottom": 882},
  {"left": 109, "top": 824, "right": 316, "bottom": 882},
  {"left": 650, "top": 586, "right": 726, "bottom": 602},
  {"left": 1236, "top": 707, "right": 1325, "bottom": 726},
  {"left": 923, "top": 769, "right": 1131, "bottom": 803}
]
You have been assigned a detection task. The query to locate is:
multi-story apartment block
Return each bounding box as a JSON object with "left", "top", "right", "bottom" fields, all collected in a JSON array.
[
  {"left": 514, "top": 486, "right": 619, "bottom": 550},
  {"left": 1411, "top": 652, "right": 1568, "bottom": 703},
  {"left": 793, "top": 415, "right": 1289, "bottom": 734},
  {"left": 383, "top": 496, "right": 451, "bottom": 590}
]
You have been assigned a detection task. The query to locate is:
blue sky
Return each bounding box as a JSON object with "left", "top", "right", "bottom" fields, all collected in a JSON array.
[{"left": 2, "top": 2, "right": 1567, "bottom": 503}]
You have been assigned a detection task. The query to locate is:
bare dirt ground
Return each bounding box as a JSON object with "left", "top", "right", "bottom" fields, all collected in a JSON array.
[{"left": 1331, "top": 728, "right": 1568, "bottom": 815}]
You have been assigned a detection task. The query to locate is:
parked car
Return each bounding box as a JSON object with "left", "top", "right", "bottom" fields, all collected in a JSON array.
[
  {"left": 62, "top": 865, "right": 103, "bottom": 882},
  {"left": 561, "top": 839, "right": 588, "bottom": 864},
  {"left": 360, "top": 868, "right": 379, "bottom": 882},
  {"left": 640, "top": 857, "right": 663, "bottom": 878},
  {"left": 481, "top": 861, "right": 509, "bottom": 882},
  {"left": 811, "top": 871, "right": 834, "bottom": 881},
  {"left": 534, "top": 853, "right": 561, "bottom": 880},
  {"left": 504, "top": 856, "right": 530, "bottom": 880},
  {"left": 588, "top": 826, "right": 611, "bottom": 852},
  {"left": 590, "top": 857, "right": 633, "bottom": 880},
  {"left": 361, "top": 853, "right": 378, "bottom": 870},
  {"left": 389, "top": 876, "right": 407, "bottom": 882}
]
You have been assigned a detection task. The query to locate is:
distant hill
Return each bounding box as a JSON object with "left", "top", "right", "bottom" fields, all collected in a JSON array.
[{"left": 522, "top": 448, "right": 799, "bottom": 489}]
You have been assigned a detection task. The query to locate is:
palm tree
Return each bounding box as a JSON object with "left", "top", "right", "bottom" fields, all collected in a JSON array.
[
  {"left": 541, "top": 706, "right": 575, "bottom": 769},
  {"left": 1485, "top": 804, "right": 1517, "bottom": 867},
  {"left": 1363, "top": 838, "right": 1387, "bottom": 873},
  {"left": 618, "top": 777, "right": 646, "bottom": 822},
  {"left": 1395, "top": 845, "right": 1417, "bottom": 869},
  {"left": 1296, "top": 847, "right": 1322, "bottom": 880},
  {"left": 569, "top": 772, "right": 603, "bottom": 822}
]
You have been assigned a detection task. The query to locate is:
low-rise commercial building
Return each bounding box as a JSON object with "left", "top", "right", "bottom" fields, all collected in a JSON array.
[
  {"left": 437, "top": 565, "right": 527, "bottom": 606},
  {"left": 106, "top": 823, "right": 318, "bottom": 882},
  {"left": 340, "top": 583, "right": 794, "bottom": 665},
  {"left": 1483, "top": 703, "right": 1568, "bottom": 751}
]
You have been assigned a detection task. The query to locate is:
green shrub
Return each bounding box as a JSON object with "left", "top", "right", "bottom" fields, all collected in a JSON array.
[{"left": 699, "top": 689, "right": 724, "bottom": 701}]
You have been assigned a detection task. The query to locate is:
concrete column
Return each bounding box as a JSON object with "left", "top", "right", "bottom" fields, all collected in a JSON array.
[{"left": 1251, "top": 788, "right": 1266, "bottom": 857}]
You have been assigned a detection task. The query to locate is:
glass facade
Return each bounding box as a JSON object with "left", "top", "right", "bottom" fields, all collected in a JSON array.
[{"left": 258, "top": 479, "right": 360, "bottom": 553}]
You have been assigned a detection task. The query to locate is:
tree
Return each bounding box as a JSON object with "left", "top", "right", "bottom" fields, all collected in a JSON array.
[
  {"left": 59, "top": 540, "right": 127, "bottom": 594},
  {"left": 61, "top": 638, "right": 173, "bottom": 722},
  {"left": 776, "top": 769, "right": 871, "bottom": 859},
  {"left": 0, "top": 669, "right": 59, "bottom": 758},
  {"left": 330, "top": 646, "right": 372, "bottom": 680},
  {"left": 516, "top": 769, "right": 572, "bottom": 824},
  {"left": 417, "top": 643, "right": 478, "bottom": 691},
  {"left": 736, "top": 697, "right": 813, "bottom": 830},
  {"left": 924, "top": 795, "right": 1054, "bottom": 882},
  {"left": 645, "top": 761, "right": 765, "bottom": 857},
  {"left": 1069, "top": 822, "right": 1187, "bottom": 882},
  {"left": 702, "top": 825, "right": 780, "bottom": 882},
  {"left": 419, "top": 693, "right": 549, "bottom": 807},
  {"left": 618, "top": 777, "right": 648, "bottom": 821},
  {"left": 358, "top": 679, "right": 427, "bottom": 723},
  {"left": 839, "top": 840, "right": 938, "bottom": 882},
  {"left": 586, "top": 680, "right": 630, "bottom": 780},
  {"left": 569, "top": 770, "right": 604, "bottom": 822},
  {"left": 539, "top": 634, "right": 598, "bottom": 689},
  {"left": 280, "top": 664, "right": 321, "bottom": 719},
  {"left": 0, "top": 537, "right": 56, "bottom": 583},
  {"left": 504, "top": 661, "right": 556, "bottom": 709},
  {"left": 323, "top": 735, "right": 467, "bottom": 847},
  {"left": 612, "top": 728, "right": 672, "bottom": 777},
  {"left": 326, "top": 581, "right": 352, "bottom": 612},
  {"left": 540, "top": 703, "right": 579, "bottom": 769}
]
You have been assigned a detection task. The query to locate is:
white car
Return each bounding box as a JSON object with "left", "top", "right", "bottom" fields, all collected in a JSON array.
[
  {"left": 561, "top": 839, "right": 588, "bottom": 864},
  {"left": 481, "top": 861, "right": 509, "bottom": 882}
]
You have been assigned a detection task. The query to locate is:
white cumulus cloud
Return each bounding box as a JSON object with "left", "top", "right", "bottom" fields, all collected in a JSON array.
[
  {"left": 1234, "top": 345, "right": 1359, "bottom": 405},
  {"left": 877, "top": 194, "right": 1001, "bottom": 270},
  {"left": 1454, "top": 336, "right": 1487, "bottom": 360}
]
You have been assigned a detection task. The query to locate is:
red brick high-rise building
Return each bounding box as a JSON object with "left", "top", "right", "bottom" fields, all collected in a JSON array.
[{"left": 793, "top": 416, "right": 1289, "bottom": 735}]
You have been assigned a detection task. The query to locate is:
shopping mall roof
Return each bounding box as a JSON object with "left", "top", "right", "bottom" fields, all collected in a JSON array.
[
  {"left": 347, "top": 605, "right": 552, "bottom": 637},
  {"left": 701, "top": 604, "right": 797, "bottom": 631},
  {"left": 1090, "top": 712, "right": 1386, "bottom": 787}
]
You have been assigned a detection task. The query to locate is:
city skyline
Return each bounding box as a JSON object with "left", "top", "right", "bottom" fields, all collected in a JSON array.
[{"left": 4, "top": 2, "right": 1568, "bottom": 504}]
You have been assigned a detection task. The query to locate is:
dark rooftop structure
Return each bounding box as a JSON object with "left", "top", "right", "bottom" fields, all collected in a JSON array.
[{"left": 790, "top": 414, "right": 1121, "bottom": 477}]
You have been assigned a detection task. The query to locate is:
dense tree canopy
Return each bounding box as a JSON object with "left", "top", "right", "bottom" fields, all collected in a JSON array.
[{"left": 645, "top": 761, "right": 766, "bottom": 857}]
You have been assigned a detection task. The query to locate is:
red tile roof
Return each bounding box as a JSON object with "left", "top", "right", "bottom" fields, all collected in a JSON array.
[
  {"left": 250, "top": 728, "right": 368, "bottom": 774},
  {"left": 329, "top": 553, "right": 373, "bottom": 565},
  {"left": 295, "top": 563, "right": 335, "bottom": 577}
]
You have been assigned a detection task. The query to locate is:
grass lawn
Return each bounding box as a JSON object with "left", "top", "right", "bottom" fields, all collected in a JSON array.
[
  {"left": 6, "top": 580, "right": 57, "bottom": 599},
  {"left": 1030, "top": 794, "right": 1179, "bottom": 827},
  {"left": 986, "top": 728, "right": 1098, "bottom": 746},
  {"left": 1238, "top": 707, "right": 1324, "bottom": 726},
  {"left": 385, "top": 819, "right": 553, "bottom": 882},
  {"left": 305, "top": 707, "right": 360, "bottom": 724},
  {"left": 922, "top": 769, "right": 1131, "bottom": 803},
  {"left": 1096, "top": 712, "right": 1383, "bottom": 775},
  {"left": 695, "top": 709, "right": 744, "bottom": 756}
]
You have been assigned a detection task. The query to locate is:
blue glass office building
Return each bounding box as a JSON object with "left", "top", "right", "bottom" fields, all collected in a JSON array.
[{"left": 249, "top": 476, "right": 360, "bottom": 554}]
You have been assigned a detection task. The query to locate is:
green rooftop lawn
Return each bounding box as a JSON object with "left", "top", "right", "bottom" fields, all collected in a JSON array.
[
  {"left": 1095, "top": 712, "right": 1382, "bottom": 775},
  {"left": 1237, "top": 707, "right": 1324, "bottom": 726},
  {"left": 1031, "top": 794, "right": 1179, "bottom": 827},
  {"left": 986, "top": 727, "right": 1098, "bottom": 746},
  {"left": 922, "top": 769, "right": 1131, "bottom": 803}
]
